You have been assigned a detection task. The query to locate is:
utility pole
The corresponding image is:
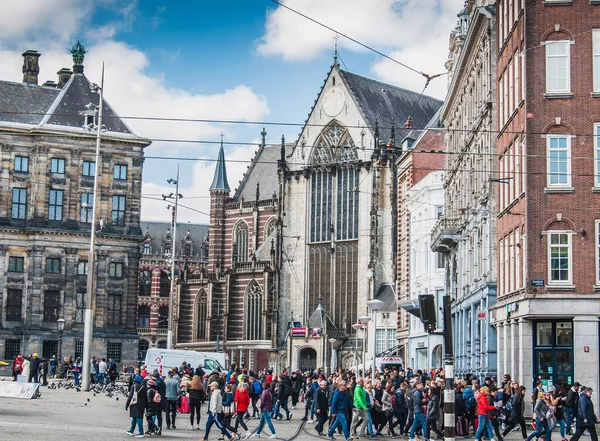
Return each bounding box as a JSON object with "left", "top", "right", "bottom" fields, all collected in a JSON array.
[
  {"left": 443, "top": 295, "right": 455, "bottom": 441},
  {"left": 163, "top": 165, "right": 182, "bottom": 349},
  {"left": 81, "top": 63, "right": 104, "bottom": 392}
]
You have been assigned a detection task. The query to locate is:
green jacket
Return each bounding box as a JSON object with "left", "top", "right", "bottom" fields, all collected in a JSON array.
[{"left": 353, "top": 384, "right": 367, "bottom": 410}]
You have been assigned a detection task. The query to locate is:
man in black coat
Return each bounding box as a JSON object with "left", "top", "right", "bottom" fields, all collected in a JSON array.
[
  {"left": 26, "top": 353, "right": 42, "bottom": 383},
  {"left": 566, "top": 382, "right": 581, "bottom": 435},
  {"left": 570, "top": 388, "right": 597, "bottom": 441},
  {"left": 314, "top": 380, "right": 329, "bottom": 436}
]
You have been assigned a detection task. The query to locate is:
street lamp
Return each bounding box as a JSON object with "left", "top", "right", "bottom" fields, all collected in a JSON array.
[
  {"left": 82, "top": 63, "right": 104, "bottom": 392},
  {"left": 351, "top": 323, "right": 362, "bottom": 375},
  {"left": 328, "top": 338, "right": 337, "bottom": 374},
  {"left": 163, "top": 166, "right": 183, "bottom": 349},
  {"left": 367, "top": 299, "right": 385, "bottom": 381},
  {"left": 57, "top": 316, "right": 65, "bottom": 378},
  {"left": 357, "top": 315, "right": 371, "bottom": 376}
]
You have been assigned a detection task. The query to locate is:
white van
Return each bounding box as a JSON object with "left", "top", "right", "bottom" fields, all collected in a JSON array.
[{"left": 144, "top": 349, "right": 227, "bottom": 376}]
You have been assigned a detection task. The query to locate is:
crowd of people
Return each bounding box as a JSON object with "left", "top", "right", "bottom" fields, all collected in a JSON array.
[{"left": 120, "top": 363, "right": 598, "bottom": 441}]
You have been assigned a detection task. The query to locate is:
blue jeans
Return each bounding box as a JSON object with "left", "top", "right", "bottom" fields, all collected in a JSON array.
[
  {"left": 555, "top": 418, "right": 566, "bottom": 438},
  {"left": 409, "top": 413, "right": 427, "bottom": 439},
  {"left": 328, "top": 412, "right": 350, "bottom": 439},
  {"left": 566, "top": 407, "right": 575, "bottom": 434},
  {"left": 272, "top": 398, "right": 290, "bottom": 420},
  {"left": 204, "top": 411, "right": 231, "bottom": 440},
  {"left": 129, "top": 417, "right": 143, "bottom": 435},
  {"left": 475, "top": 415, "right": 493, "bottom": 440},
  {"left": 74, "top": 372, "right": 80, "bottom": 387},
  {"left": 527, "top": 418, "right": 550, "bottom": 441},
  {"left": 95, "top": 372, "right": 106, "bottom": 384},
  {"left": 256, "top": 410, "right": 276, "bottom": 435}
]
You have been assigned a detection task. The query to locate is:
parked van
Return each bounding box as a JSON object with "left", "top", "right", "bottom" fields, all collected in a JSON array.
[{"left": 144, "top": 348, "right": 227, "bottom": 376}]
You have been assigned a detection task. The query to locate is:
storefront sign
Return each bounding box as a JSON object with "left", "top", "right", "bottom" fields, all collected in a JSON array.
[
  {"left": 417, "top": 342, "right": 425, "bottom": 348},
  {"left": 0, "top": 382, "right": 39, "bottom": 399},
  {"left": 476, "top": 310, "right": 487, "bottom": 320},
  {"left": 291, "top": 327, "right": 307, "bottom": 338}
]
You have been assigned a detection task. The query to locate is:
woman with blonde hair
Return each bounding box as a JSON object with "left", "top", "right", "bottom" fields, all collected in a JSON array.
[
  {"left": 475, "top": 386, "right": 498, "bottom": 441},
  {"left": 188, "top": 375, "right": 206, "bottom": 430},
  {"left": 526, "top": 391, "right": 551, "bottom": 441}
]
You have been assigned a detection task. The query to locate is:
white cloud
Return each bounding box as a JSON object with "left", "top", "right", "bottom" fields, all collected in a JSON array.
[{"left": 257, "top": 0, "right": 463, "bottom": 98}]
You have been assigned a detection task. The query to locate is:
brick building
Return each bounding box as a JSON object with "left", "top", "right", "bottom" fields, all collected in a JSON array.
[
  {"left": 137, "top": 221, "right": 208, "bottom": 361},
  {"left": 173, "top": 136, "right": 280, "bottom": 372},
  {"left": 491, "top": 0, "right": 600, "bottom": 400},
  {"left": 0, "top": 46, "right": 150, "bottom": 365}
]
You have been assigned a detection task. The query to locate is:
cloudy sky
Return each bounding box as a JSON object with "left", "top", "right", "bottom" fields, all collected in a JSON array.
[{"left": 0, "top": 0, "right": 463, "bottom": 223}]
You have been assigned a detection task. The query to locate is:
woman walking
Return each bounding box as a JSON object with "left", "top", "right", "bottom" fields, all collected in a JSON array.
[
  {"left": 249, "top": 381, "right": 277, "bottom": 439},
  {"left": 474, "top": 386, "right": 497, "bottom": 441},
  {"left": 125, "top": 375, "right": 147, "bottom": 437},
  {"left": 526, "top": 392, "right": 551, "bottom": 441},
  {"left": 502, "top": 386, "right": 528, "bottom": 440},
  {"left": 234, "top": 383, "right": 251, "bottom": 437},
  {"left": 188, "top": 375, "right": 206, "bottom": 430}
]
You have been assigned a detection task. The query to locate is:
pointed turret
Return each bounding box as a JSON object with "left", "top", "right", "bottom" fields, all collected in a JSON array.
[{"left": 210, "top": 140, "right": 230, "bottom": 191}]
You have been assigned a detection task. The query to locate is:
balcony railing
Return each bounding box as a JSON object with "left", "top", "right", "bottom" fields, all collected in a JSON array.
[
  {"left": 431, "top": 216, "right": 460, "bottom": 253},
  {"left": 137, "top": 328, "right": 168, "bottom": 335},
  {"left": 234, "top": 260, "right": 271, "bottom": 272}
]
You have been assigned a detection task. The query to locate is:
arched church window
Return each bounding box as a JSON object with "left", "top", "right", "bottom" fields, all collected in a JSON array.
[
  {"left": 245, "top": 281, "right": 263, "bottom": 340},
  {"left": 196, "top": 289, "right": 208, "bottom": 340},
  {"left": 234, "top": 221, "right": 249, "bottom": 262},
  {"left": 264, "top": 217, "right": 277, "bottom": 242}
]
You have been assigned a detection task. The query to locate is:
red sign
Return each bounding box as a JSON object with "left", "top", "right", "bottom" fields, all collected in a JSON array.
[
  {"left": 291, "top": 327, "right": 307, "bottom": 338},
  {"left": 476, "top": 311, "right": 487, "bottom": 320}
]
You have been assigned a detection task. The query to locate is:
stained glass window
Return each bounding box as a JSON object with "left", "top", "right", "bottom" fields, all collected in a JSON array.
[{"left": 245, "top": 281, "right": 263, "bottom": 340}]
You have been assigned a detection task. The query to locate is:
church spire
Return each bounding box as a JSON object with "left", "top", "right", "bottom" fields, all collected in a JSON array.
[{"left": 210, "top": 135, "right": 230, "bottom": 191}]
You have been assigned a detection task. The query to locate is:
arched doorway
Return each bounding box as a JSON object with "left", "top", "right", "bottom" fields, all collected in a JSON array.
[
  {"left": 298, "top": 347, "right": 317, "bottom": 371},
  {"left": 431, "top": 344, "right": 443, "bottom": 369}
]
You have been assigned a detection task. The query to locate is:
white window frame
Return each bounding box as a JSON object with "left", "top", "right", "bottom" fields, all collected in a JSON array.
[
  {"left": 547, "top": 231, "right": 572, "bottom": 285},
  {"left": 546, "top": 135, "right": 572, "bottom": 188},
  {"left": 545, "top": 40, "right": 571, "bottom": 94},
  {"left": 596, "top": 220, "right": 600, "bottom": 285},
  {"left": 595, "top": 123, "right": 600, "bottom": 187},
  {"left": 593, "top": 30, "right": 600, "bottom": 92}
]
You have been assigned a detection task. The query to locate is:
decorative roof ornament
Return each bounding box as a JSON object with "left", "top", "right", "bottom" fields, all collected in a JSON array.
[{"left": 71, "top": 41, "right": 86, "bottom": 66}]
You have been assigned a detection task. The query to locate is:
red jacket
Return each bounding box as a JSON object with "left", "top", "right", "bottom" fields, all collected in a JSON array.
[
  {"left": 235, "top": 388, "right": 250, "bottom": 413},
  {"left": 476, "top": 393, "right": 497, "bottom": 415}
]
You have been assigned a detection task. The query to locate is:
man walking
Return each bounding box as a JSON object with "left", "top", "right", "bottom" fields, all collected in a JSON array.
[
  {"left": 408, "top": 382, "right": 428, "bottom": 441},
  {"left": 165, "top": 371, "right": 180, "bottom": 429},
  {"left": 350, "top": 378, "right": 368, "bottom": 438},
  {"left": 570, "top": 388, "right": 597, "bottom": 441},
  {"left": 314, "top": 380, "right": 329, "bottom": 436},
  {"left": 566, "top": 382, "right": 581, "bottom": 435},
  {"left": 328, "top": 380, "right": 352, "bottom": 441}
]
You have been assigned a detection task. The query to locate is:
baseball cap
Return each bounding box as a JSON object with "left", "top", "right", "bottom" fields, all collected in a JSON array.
[{"left": 574, "top": 382, "right": 581, "bottom": 387}]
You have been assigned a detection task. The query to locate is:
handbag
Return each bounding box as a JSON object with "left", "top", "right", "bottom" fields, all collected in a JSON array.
[{"left": 129, "top": 387, "right": 138, "bottom": 407}]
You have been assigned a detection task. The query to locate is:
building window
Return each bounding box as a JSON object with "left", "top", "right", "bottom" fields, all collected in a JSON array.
[
  {"left": 158, "top": 306, "right": 168, "bottom": 329},
  {"left": 75, "top": 340, "right": 84, "bottom": 360},
  {"left": 436, "top": 252, "right": 444, "bottom": 269},
  {"left": 234, "top": 221, "right": 249, "bottom": 262},
  {"left": 76, "top": 292, "right": 85, "bottom": 324},
  {"left": 106, "top": 342, "right": 122, "bottom": 363},
  {"left": 163, "top": 242, "right": 171, "bottom": 255},
  {"left": 50, "top": 158, "right": 65, "bottom": 174},
  {"left": 80, "top": 193, "right": 94, "bottom": 223},
  {"left": 547, "top": 136, "right": 571, "bottom": 187},
  {"left": 48, "top": 189, "right": 64, "bottom": 221},
  {"left": 43, "top": 290, "right": 59, "bottom": 322},
  {"left": 375, "top": 328, "right": 397, "bottom": 355},
  {"left": 139, "top": 270, "right": 152, "bottom": 297},
  {"left": 548, "top": 232, "right": 572, "bottom": 284},
  {"left": 197, "top": 289, "right": 208, "bottom": 340},
  {"left": 245, "top": 281, "right": 263, "bottom": 340},
  {"left": 83, "top": 161, "right": 95, "bottom": 177},
  {"left": 436, "top": 206, "right": 443, "bottom": 219},
  {"left": 309, "top": 170, "right": 333, "bottom": 242},
  {"left": 138, "top": 305, "right": 150, "bottom": 328},
  {"left": 107, "top": 295, "right": 121, "bottom": 325},
  {"left": 11, "top": 188, "right": 27, "bottom": 219},
  {"left": 594, "top": 30, "right": 600, "bottom": 92},
  {"left": 159, "top": 270, "right": 170, "bottom": 297},
  {"left": 596, "top": 220, "right": 600, "bottom": 285},
  {"left": 139, "top": 340, "right": 149, "bottom": 362},
  {"left": 143, "top": 242, "right": 150, "bottom": 255},
  {"left": 336, "top": 167, "right": 359, "bottom": 240},
  {"left": 545, "top": 40, "right": 570, "bottom": 93},
  {"left": 6, "top": 289, "right": 22, "bottom": 322},
  {"left": 114, "top": 164, "right": 127, "bottom": 180},
  {"left": 8, "top": 256, "right": 24, "bottom": 273},
  {"left": 332, "top": 242, "right": 359, "bottom": 336},
  {"left": 109, "top": 262, "right": 123, "bottom": 278},
  {"left": 45, "top": 257, "right": 61, "bottom": 274},
  {"left": 112, "top": 195, "right": 126, "bottom": 226},
  {"left": 77, "top": 260, "right": 88, "bottom": 275},
  {"left": 184, "top": 244, "right": 191, "bottom": 257},
  {"left": 5, "top": 338, "right": 21, "bottom": 360},
  {"left": 595, "top": 124, "right": 600, "bottom": 187},
  {"left": 14, "top": 155, "right": 28, "bottom": 173}
]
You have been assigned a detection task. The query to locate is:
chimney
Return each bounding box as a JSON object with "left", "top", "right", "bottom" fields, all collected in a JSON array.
[
  {"left": 22, "top": 50, "right": 41, "bottom": 85},
  {"left": 57, "top": 68, "right": 72, "bottom": 88}
]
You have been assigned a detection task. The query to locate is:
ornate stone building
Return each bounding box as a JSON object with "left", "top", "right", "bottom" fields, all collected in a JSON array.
[
  {"left": 0, "top": 47, "right": 150, "bottom": 365},
  {"left": 432, "top": 2, "right": 498, "bottom": 378},
  {"left": 137, "top": 221, "right": 208, "bottom": 361}
]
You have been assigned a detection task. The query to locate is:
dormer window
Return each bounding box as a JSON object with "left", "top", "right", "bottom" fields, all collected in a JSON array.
[{"left": 84, "top": 113, "right": 96, "bottom": 129}]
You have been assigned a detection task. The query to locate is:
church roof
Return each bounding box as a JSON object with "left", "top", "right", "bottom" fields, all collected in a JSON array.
[
  {"left": 140, "top": 221, "right": 209, "bottom": 258},
  {"left": 233, "top": 143, "right": 287, "bottom": 202},
  {"left": 338, "top": 69, "right": 443, "bottom": 141},
  {"left": 210, "top": 142, "right": 230, "bottom": 191}
]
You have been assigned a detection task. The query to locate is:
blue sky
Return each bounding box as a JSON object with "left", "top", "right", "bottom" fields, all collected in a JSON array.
[{"left": 0, "top": 0, "right": 463, "bottom": 222}]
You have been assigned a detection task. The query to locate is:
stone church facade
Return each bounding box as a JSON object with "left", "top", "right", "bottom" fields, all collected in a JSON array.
[{"left": 0, "top": 48, "right": 150, "bottom": 366}]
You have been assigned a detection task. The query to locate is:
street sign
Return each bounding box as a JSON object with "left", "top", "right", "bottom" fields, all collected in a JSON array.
[
  {"left": 291, "top": 327, "right": 307, "bottom": 338},
  {"left": 532, "top": 280, "right": 544, "bottom": 286}
]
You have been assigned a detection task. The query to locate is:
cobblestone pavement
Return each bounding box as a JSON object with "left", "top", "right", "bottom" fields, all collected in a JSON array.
[{"left": 0, "top": 381, "right": 580, "bottom": 441}]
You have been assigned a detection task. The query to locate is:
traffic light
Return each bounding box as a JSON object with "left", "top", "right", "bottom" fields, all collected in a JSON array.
[{"left": 418, "top": 294, "right": 436, "bottom": 333}]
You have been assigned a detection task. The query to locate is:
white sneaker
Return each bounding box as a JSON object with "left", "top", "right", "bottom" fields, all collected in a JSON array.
[
  {"left": 269, "top": 434, "right": 277, "bottom": 439},
  {"left": 409, "top": 438, "right": 416, "bottom": 441},
  {"left": 251, "top": 434, "right": 261, "bottom": 438},
  {"left": 308, "top": 420, "right": 314, "bottom": 424},
  {"left": 191, "top": 425, "right": 195, "bottom": 430}
]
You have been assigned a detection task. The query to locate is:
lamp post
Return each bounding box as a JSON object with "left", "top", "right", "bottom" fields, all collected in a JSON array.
[
  {"left": 81, "top": 63, "right": 104, "bottom": 392},
  {"left": 357, "top": 315, "right": 371, "bottom": 376},
  {"left": 328, "top": 338, "right": 337, "bottom": 374},
  {"left": 351, "top": 323, "right": 361, "bottom": 375},
  {"left": 57, "top": 316, "right": 65, "bottom": 378},
  {"left": 367, "top": 299, "right": 385, "bottom": 381},
  {"left": 163, "top": 166, "right": 183, "bottom": 350}
]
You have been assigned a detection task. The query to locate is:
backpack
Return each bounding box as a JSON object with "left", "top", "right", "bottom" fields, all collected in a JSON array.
[
  {"left": 466, "top": 396, "right": 476, "bottom": 411},
  {"left": 153, "top": 391, "right": 162, "bottom": 403},
  {"left": 253, "top": 381, "right": 262, "bottom": 396},
  {"left": 282, "top": 381, "right": 292, "bottom": 397}
]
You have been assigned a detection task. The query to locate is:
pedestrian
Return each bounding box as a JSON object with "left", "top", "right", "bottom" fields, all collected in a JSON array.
[
  {"left": 474, "top": 386, "right": 496, "bottom": 441},
  {"left": 222, "top": 383, "right": 239, "bottom": 437},
  {"left": 89, "top": 357, "right": 97, "bottom": 384},
  {"left": 302, "top": 377, "right": 315, "bottom": 422},
  {"left": 202, "top": 381, "right": 234, "bottom": 441},
  {"left": 314, "top": 380, "right": 329, "bottom": 436},
  {"left": 381, "top": 382, "right": 395, "bottom": 436},
  {"left": 566, "top": 383, "right": 581, "bottom": 435},
  {"left": 164, "top": 371, "right": 180, "bottom": 430},
  {"left": 408, "top": 382, "right": 428, "bottom": 441},
  {"left": 391, "top": 381, "right": 408, "bottom": 436},
  {"left": 426, "top": 387, "right": 445, "bottom": 440},
  {"left": 328, "top": 380, "right": 353, "bottom": 441},
  {"left": 12, "top": 354, "right": 23, "bottom": 381},
  {"left": 49, "top": 355, "right": 57, "bottom": 378},
  {"left": 250, "top": 376, "right": 262, "bottom": 418},
  {"left": 234, "top": 382, "right": 250, "bottom": 438},
  {"left": 502, "top": 386, "right": 528, "bottom": 440},
  {"left": 126, "top": 375, "right": 147, "bottom": 438},
  {"left": 527, "top": 391, "right": 551, "bottom": 441},
  {"left": 272, "top": 374, "right": 292, "bottom": 421},
  {"left": 570, "top": 387, "right": 597, "bottom": 441},
  {"left": 188, "top": 374, "right": 206, "bottom": 430},
  {"left": 290, "top": 371, "right": 301, "bottom": 409},
  {"left": 40, "top": 357, "right": 49, "bottom": 386},
  {"left": 350, "top": 378, "right": 369, "bottom": 437},
  {"left": 549, "top": 386, "right": 567, "bottom": 441},
  {"left": 96, "top": 358, "right": 107, "bottom": 385},
  {"left": 152, "top": 371, "right": 166, "bottom": 434},
  {"left": 489, "top": 386, "right": 504, "bottom": 441},
  {"left": 249, "top": 381, "right": 277, "bottom": 439},
  {"left": 145, "top": 378, "right": 161, "bottom": 435},
  {"left": 72, "top": 358, "right": 82, "bottom": 387}
]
